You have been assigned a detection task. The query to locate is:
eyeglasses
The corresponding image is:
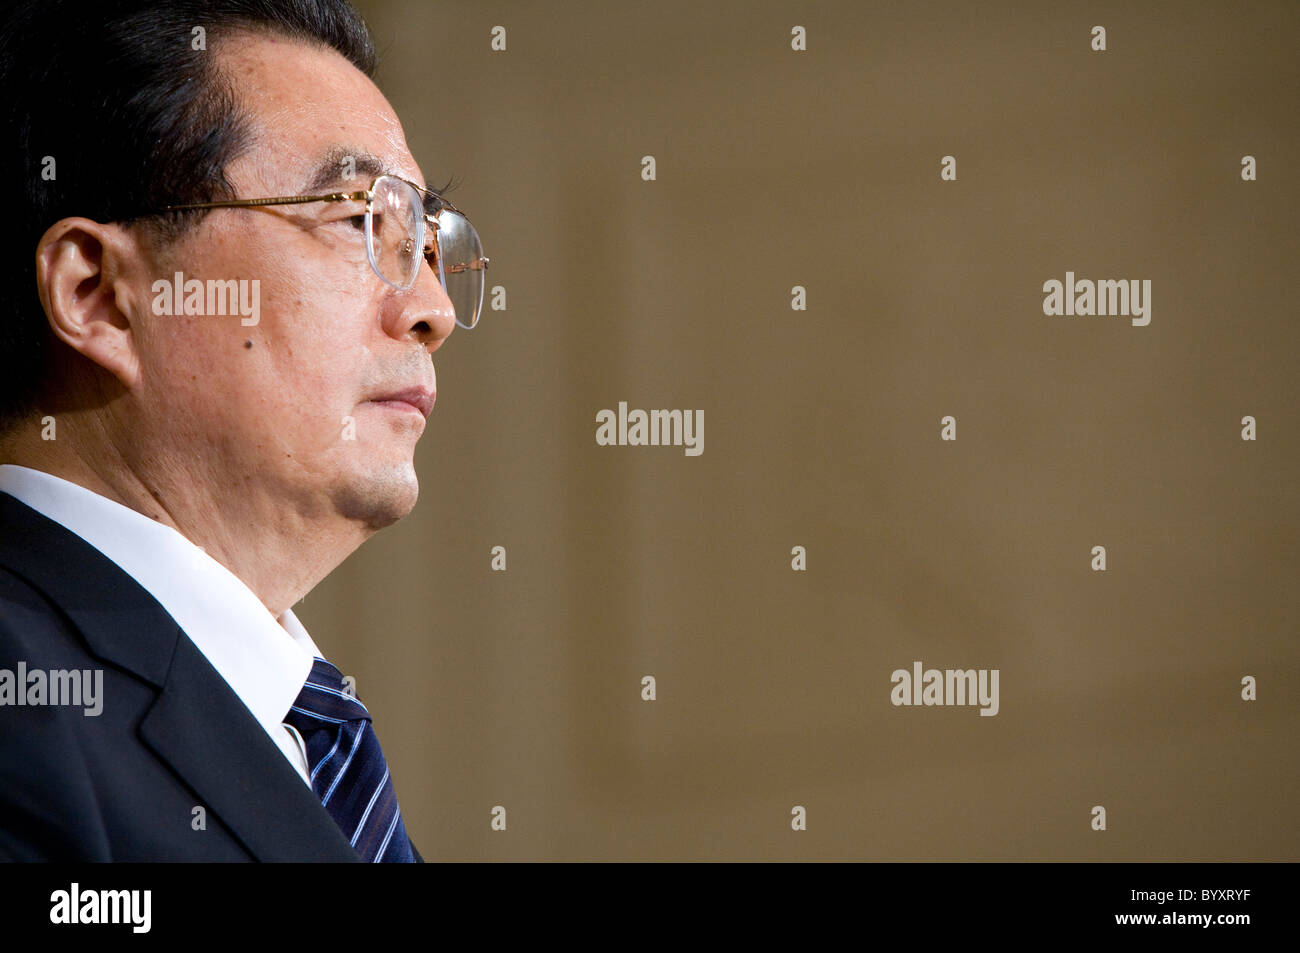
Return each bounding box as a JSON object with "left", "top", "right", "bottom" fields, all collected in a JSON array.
[{"left": 163, "top": 174, "right": 489, "bottom": 329}]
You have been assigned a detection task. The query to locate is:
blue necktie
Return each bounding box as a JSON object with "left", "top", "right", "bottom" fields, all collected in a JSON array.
[{"left": 284, "top": 657, "right": 416, "bottom": 863}]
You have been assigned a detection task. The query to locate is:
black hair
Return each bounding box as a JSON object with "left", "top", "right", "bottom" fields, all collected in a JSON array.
[{"left": 0, "top": 0, "right": 377, "bottom": 430}]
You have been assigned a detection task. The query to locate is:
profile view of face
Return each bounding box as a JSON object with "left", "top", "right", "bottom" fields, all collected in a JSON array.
[{"left": 119, "top": 32, "right": 457, "bottom": 532}]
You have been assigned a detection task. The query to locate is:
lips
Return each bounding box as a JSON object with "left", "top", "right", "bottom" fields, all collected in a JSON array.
[{"left": 367, "top": 386, "right": 435, "bottom": 418}]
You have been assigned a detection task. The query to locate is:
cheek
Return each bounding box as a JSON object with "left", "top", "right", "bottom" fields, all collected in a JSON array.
[
  {"left": 254, "top": 287, "right": 380, "bottom": 425},
  {"left": 139, "top": 221, "right": 383, "bottom": 440},
  {"left": 143, "top": 320, "right": 270, "bottom": 436}
]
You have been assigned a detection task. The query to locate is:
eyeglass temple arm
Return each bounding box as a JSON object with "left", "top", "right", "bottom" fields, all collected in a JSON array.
[
  {"left": 443, "top": 258, "right": 490, "bottom": 274},
  {"left": 163, "top": 191, "right": 371, "bottom": 211},
  {"left": 167, "top": 191, "right": 488, "bottom": 271}
]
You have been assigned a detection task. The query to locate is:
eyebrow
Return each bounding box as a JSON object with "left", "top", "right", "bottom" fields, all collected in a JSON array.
[
  {"left": 298, "top": 145, "right": 455, "bottom": 218},
  {"left": 300, "top": 146, "right": 391, "bottom": 194}
]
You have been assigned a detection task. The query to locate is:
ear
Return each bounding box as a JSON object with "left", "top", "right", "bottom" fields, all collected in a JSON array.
[{"left": 35, "top": 218, "right": 144, "bottom": 390}]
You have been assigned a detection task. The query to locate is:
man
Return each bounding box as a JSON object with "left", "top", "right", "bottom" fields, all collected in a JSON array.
[{"left": 0, "top": 0, "right": 485, "bottom": 861}]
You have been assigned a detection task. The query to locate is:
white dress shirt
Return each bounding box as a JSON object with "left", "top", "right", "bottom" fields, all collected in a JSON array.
[{"left": 0, "top": 464, "right": 319, "bottom": 787}]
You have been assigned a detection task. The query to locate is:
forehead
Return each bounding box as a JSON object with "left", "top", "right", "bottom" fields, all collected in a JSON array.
[{"left": 214, "top": 30, "right": 423, "bottom": 193}]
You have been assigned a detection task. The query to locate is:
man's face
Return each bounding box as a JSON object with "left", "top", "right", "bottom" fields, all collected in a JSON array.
[{"left": 123, "top": 32, "right": 455, "bottom": 531}]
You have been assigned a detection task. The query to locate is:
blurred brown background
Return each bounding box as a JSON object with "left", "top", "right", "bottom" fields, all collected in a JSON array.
[{"left": 299, "top": 0, "right": 1299, "bottom": 860}]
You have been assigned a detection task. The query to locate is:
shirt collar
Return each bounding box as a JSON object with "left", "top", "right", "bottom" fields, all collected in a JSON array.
[{"left": 0, "top": 464, "right": 320, "bottom": 735}]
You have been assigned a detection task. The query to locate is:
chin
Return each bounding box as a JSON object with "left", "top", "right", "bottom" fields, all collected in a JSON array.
[{"left": 333, "top": 462, "right": 420, "bottom": 529}]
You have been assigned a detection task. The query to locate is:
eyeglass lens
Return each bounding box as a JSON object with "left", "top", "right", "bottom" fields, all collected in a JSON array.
[
  {"left": 432, "top": 208, "right": 486, "bottom": 329},
  {"left": 367, "top": 176, "right": 422, "bottom": 289},
  {"left": 366, "top": 175, "right": 485, "bottom": 329}
]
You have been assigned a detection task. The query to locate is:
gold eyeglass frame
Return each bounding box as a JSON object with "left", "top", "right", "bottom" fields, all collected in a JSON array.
[{"left": 163, "top": 173, "right": 489, "bottom": 329}]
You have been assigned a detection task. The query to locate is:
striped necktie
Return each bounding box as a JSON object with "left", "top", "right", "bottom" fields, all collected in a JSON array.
[{"left": 284, "top": 657, "right": 416, "bottom": 863}]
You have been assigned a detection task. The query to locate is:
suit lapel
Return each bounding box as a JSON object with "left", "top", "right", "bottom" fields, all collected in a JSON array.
[
  {"left": 139, "top": 634, "right": 361, "bottom": 861},
  {"left": 0, "top": 491, "right": 360, "bottom": 862}
]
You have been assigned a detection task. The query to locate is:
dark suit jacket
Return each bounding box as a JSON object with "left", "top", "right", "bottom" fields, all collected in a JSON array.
[{"left": 0, "top": 490, "right": 422, "bottom": 862}]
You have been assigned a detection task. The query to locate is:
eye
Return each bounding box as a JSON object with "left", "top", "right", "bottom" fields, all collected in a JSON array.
[{"left": 327, "top": 213, "right": 367, "bottom": 233}]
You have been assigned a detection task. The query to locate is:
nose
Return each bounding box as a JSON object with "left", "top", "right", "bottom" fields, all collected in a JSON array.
[{"left": 384, "top": 257, "right": 456, "bottom": 354}]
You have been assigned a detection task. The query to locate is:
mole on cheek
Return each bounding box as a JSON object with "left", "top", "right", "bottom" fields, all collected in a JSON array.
[{"left": 244, "top": 340, "right": 253, "bottom": 349}]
